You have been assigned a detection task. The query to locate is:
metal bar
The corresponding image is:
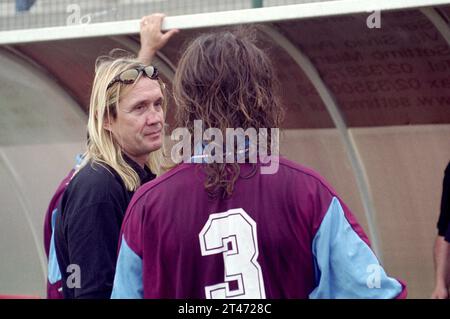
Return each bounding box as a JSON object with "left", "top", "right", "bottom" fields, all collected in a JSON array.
[{"left": 1, "top": 0, "right": 450, "bottom": 45}]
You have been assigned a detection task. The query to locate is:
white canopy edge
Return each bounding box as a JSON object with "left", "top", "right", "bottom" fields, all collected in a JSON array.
[{"left": 0, "top": 0, "right": 449, "bottom": 45}]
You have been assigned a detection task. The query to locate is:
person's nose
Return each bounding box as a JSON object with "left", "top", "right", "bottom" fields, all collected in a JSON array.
[{"left": 145, "top": 105, "right": 163, "bottom": 126}]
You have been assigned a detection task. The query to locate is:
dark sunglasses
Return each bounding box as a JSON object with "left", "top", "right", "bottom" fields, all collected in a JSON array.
[{"left": 107, "top": 65, "right": 159, "bottom": 89}]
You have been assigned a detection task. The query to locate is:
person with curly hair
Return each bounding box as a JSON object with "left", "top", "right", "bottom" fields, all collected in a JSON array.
[{"left": 112, "top": 28, "right": 407, "bottom": 299}]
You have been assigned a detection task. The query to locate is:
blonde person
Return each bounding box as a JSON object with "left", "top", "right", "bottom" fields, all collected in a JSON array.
[{"left": 52, "top": 14, "right": 178, "bottom": 298}]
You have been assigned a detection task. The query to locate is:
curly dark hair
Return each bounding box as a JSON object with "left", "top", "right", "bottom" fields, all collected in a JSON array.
[{"left": 173, "top": 28, "right": 284, "bottom": 198}]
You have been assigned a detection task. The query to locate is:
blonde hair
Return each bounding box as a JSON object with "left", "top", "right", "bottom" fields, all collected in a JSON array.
[{"left": 81, "top": 50, "right": 168, "bottom": 191}]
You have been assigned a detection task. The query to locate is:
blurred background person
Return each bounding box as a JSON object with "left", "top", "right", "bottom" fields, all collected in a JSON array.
[
  {"left": 431, "top": 162, "right": 450, "bottom": 299},
  {"left": 16, "top": 0, "right": 36, "bottom": 12}
]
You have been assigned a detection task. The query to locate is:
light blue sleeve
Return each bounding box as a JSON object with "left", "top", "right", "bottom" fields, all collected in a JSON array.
[
  {"left": 48, "top": 209, "right": 62, "bottom": 284},
  {"left": 309, "top": 197, "right": 403, "bottom": 299},
  {"left": 111, "top": 236, "right": 144, "bottom": 299}
]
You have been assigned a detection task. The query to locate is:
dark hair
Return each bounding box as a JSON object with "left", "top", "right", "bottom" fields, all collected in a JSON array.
[{"left": 173, "top": 28, "right": 284, "bottom": 197}]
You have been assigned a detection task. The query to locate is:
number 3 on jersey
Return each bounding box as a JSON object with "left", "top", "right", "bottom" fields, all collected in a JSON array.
[{"left": 199, "top": 208, "right": 266, "bottom": 299}]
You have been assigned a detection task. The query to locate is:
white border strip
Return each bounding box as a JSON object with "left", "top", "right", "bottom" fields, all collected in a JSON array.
[{"left": 1, "top": 0, "right": 449, "bottom": 45}]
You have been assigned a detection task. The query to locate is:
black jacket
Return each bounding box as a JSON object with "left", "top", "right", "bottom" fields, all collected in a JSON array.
[{"left": 55, "top": 156, "right": 155, "bottom": 298}]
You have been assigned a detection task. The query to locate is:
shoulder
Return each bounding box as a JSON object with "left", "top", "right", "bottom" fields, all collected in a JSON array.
[
  {"left": 129, "top": 157, "right": 337, "bottom": 206},
  {"left": 128, "top": 163, "right": 193, "bottom": 206},
  {"left": 274, "top": 158, "right": 340, "bottom": 215},
  {"left": 278, "top": 157, "right": 322, "bottom": 177},
  {"left": 276, "top": 157, "right": 337, "bottom": 194},
  {"left": 445, "top": 162, "right": 450, "bottom": 176},
  {"left": 71, "top": 161, "right": 123, "bottom": 191},
  {"left": 63, "top": 161, "right": 127, "bottom": 208}
]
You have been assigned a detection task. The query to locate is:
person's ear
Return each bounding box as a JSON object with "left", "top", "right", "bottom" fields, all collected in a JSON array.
[
  {"left": 102, "top": 112, "right": 113, "bottom": 132},
  {"left": 103, "top": 117, "right": 112, "bottom": 132}
]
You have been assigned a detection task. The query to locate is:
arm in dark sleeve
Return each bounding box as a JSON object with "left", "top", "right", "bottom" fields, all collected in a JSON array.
[
  {"left": 66, "top": 201, "right": 123, "bottom": 299},
  {"left": 437, "top": 163, "right": 450, "bottom": 239}
]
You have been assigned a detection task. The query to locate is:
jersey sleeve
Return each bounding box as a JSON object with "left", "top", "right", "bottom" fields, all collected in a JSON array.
[
  {"left": 45, "top": 174, "right": 73, "bottom": 299},
  {"left": 111, "top": 202, "right": 144, "bottom": 299},
  {"left": 44, "top": 169, "right": 75, "bottom": 258},
  {"left": 309, "top": 196, "right": 407, "bottom": 299},
  {"left": 47, "top": 208, "right": 63, "bottom": 292}
]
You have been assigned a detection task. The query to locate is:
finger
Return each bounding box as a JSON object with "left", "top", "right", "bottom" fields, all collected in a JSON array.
[
  {"left": 140, "top": 15, "right": 150, "bottom": 25},
  {"left": 162, "top": 29, "right": 179, "bottom": 41},
  {"left": 151, "top": 12, "right": 165, "bottom": 18},
  {"left": 149, "top": 13, "right": 165, "bottom": 26}
]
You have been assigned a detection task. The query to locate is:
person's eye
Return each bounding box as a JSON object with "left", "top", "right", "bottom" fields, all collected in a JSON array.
[
  {"left": 133, "top": 104, "right": 146, "bottom": 112},
  {"left": 155, "top": 100, "right": 163, "bottom": 109}
]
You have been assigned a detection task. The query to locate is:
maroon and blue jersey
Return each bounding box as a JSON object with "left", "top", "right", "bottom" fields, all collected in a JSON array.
[
  {"left": 112, "top": 157, "right": 407, "bottom": 298},
  {"left": 44, "top": 169, "right": 74, "bottom": 299},
  {"left": 45, "top": 154, "right": 84, "bottom": 299}
]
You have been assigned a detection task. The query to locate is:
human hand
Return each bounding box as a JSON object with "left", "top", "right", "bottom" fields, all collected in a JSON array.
[
  {"left": 138, "top": 13, "right": 179, "bottom": 64},
  {"left": 431, "top": 285, "right": 449, "bottom": 299}
]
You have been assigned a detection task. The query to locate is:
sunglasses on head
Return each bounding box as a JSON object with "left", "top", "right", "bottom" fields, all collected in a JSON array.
[{"left": 107, "top": 65, "right": 159, "bottom": 89}]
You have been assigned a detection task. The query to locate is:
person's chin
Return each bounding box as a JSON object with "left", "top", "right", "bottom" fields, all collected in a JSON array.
[{"left": 144, "top": 137, "right": 162, "bottom": 152}]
